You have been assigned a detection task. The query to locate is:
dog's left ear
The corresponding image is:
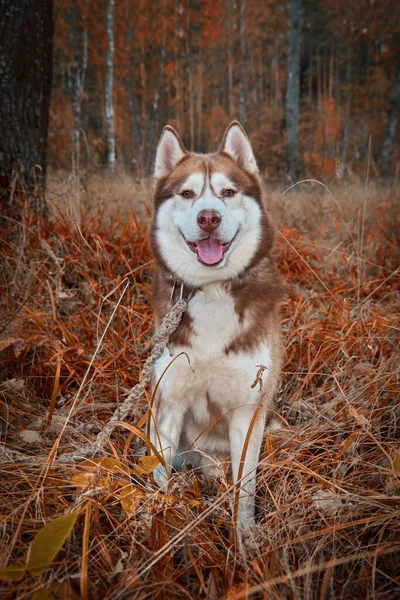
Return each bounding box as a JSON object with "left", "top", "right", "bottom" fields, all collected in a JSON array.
[
  {"left": 154, "top": 126, "right": 188, "bottom": 179},
  {"left": 219, "top": 121, "right": 258, "bottom": 174}
]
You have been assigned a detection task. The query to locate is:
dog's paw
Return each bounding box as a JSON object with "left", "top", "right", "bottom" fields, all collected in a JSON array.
[
  {"left": 206, "top": 464, "right": 225, "bottom": 480},
  {"left": 241, "top": 523, "right": 259, "bottom": 551},
  {"left": 236, "top": 520, "right": 264, "bottom": 552}
]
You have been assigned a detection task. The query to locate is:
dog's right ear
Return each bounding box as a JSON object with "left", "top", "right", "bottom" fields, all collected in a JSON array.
[
  {"left": 154, "top": 126, "right": 187, "bottom": 179},
  {"left": 219, "top": 121, "right": 258, "bottom": 174}
]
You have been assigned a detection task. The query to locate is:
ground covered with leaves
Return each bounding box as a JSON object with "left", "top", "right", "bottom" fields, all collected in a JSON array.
[{"left": 0, "top": 179, "right": 399, "bottom": 599}]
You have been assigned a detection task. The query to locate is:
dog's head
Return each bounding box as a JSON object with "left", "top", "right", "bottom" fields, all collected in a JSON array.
[{"left": 151, "top": 122, "right": 273, "bottom": 286}]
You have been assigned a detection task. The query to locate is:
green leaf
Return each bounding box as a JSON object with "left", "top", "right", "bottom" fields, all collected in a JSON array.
[
  {"left": 27, "top": 511, "right": 79, "bottom": 576},
  {"left": 32, "top": 589, "right": 55, "bottom": 600},
  {"left": 0, "top": 566, "right": 25, "bottom": 582}
]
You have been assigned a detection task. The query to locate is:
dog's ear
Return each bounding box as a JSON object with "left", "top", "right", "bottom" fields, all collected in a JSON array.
[
  {"left": 155, "top": 126, "right": 187, "bottom": 179},
  {"left": 219, "top": 121, "right": 258, "bottom": 174}
]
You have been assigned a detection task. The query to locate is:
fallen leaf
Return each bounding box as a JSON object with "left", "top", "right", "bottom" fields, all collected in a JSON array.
[
  {"left": 393, "top": 453, "right": 400, "bottom": 474},
  {"left": 71, "top": 473, "right": 111, "bottom": 490},
  {"left": 0, "top": 566, "right": 25, "bottom": 582},
  {"left": 79, "top": 457, "right": 127, "bottom": 474},
  {"left": 32, "top": 589, "right": 54, "bottom": 600},
  {"left": 119, "top": 484, "right": 143, "bottom": 517},
  {"left": 27, "top": 511, "right": 79, "bottom": 576},
  {"left": 137, "top": 455, "right": 159, "bottom": 473},
  {"left": 348, "top": 407, "right": 369, "bottom": 428}
]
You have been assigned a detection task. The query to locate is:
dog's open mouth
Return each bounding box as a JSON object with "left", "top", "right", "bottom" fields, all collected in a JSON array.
[{"left": 183, "top": 234, "right": 236, "bottom": 266}]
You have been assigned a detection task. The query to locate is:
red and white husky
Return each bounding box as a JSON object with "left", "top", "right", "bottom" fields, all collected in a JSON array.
[{"left": 150, "top": 121, "right": 282, "bottom": 530}]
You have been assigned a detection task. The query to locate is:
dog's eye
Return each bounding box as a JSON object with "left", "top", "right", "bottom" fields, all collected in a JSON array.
[
  {"left": 180, "top": 190, "right": 195, "bottom": 199},
  {"left": 222, "top": 189, "right": 236, "bottom": 197}
]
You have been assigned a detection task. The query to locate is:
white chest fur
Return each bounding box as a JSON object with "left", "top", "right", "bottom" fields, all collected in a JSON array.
[
  {"left": 154, "top": 285, "right": 272, "bottom": 418},
  {"left": 188, "top": 285, "right": 241, "bottom": 356}
]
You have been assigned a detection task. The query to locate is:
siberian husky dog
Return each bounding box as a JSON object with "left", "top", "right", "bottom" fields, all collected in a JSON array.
[{"left": 150, "top": 121, "right": 282, "bottom": 530}]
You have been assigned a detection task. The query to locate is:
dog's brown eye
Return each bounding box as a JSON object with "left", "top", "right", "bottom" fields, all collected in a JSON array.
[
  {"left": 222, "top": 189, "right": 236, "bottom": 197},
  {"left": 180, "top": 190, "right": 195, "bottom": 199}
]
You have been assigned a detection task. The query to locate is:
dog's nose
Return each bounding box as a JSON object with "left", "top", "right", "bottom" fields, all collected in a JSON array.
[{"left": 197, "top": 210, "right": 221, "bottom": 232}]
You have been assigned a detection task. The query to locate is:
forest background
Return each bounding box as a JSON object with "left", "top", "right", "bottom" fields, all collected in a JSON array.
[{"left": 50, "top": 0, "right": 400, "bottom": 184}]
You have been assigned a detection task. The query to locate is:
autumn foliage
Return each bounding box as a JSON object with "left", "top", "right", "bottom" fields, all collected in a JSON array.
[
  {"left": 49, "top": 0, "right": 400, "bottom": 179},
  {"left": 0, "top": 178, "right": 399, "bottom": 598}
]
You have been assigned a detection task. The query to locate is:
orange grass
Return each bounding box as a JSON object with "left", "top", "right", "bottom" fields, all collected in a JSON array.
[{"left": 0, "top": 178, "right": 399, "bottom": 599}]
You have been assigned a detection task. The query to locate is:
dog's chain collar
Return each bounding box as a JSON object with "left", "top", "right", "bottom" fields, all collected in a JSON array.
[{"left": 169, "top": 275, "right": 196, "bottom": 302}]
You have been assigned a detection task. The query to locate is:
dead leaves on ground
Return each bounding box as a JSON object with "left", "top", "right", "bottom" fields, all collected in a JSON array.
[{"left": 0, "top": 187, "right": 399, "bottom": 598}]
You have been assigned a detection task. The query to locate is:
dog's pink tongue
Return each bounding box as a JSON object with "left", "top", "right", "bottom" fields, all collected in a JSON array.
[{"left": 196, "top": 238, "right": 224, "bottom": 265}]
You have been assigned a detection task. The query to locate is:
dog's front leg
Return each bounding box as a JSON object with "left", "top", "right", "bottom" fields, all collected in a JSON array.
[
  {"left": 150, "top": 402, "right": 184, "bottom": 488},
  {"left": 229, "top": 406, "right": 265, "bottom": 531}
]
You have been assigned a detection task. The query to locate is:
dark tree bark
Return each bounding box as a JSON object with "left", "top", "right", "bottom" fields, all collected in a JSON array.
[
  {"left": 239, "top": 0, "right": 246, "bottom": 126},
  {"left": 381, "top": 56, "right": 400, "bottom": 186},
  {"left": 146, "top": 0, "right": 166, "bottom": 173},
  {"left": 285, "top": 0, "right": 303, "bottom": 180},
  {"left": 105, "top": 0, "right": 116, "bottom": 173},
  {"left": 66, "top": 7, "right": 87, "bottom": 175},
  {"left": 0, "top": 0, "right": 54, "bottom": 195},
  {"left": 127, "top": 27, "right": 143, "bottom": 171},
  {"left": 185, "top": 0, "right": 194, "bottom": 150},
  {"left": 227, "top": 0, "right": 233, "bottom": 118}
]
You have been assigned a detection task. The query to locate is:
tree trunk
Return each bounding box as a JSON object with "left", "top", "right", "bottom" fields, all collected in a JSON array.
[
  {"left": 147, "top": 3, "right": 166, "bottom": 172},
  {"left": 197, "top": 53, "right": 203, "bottom": 150},
  {"left": 381, "top": 56, "right": 400, "bottom": 186},
  {"left": 316, "top": 51, "right": 321, "bottom": 110},
  {"left": 239, "top": 0, "right": 246, "bottom": 126},
  {"left": 67, "top": 8, "right": 87, "bottom": 175},
  {"left": 105, "top": 0, "right": 115, "bottom": 173},
  {"left": 285, "top": 0, "right": 303, "bottom": 180},
  {"left": 127, "top": 26, "right": 142, "bottom": 171},
  {"left": 185, "top": 0, "right": 194, "bottom": 150},
  {"left": 227, "top": 0, "right": 234, "bottom": 118},
  {"left": 0, "top": 0, "right": 54, "bottom": 197},
  {"left": 341, "top": 49, "right": 352, "bottom": 175},
  {"left": 329, "top": 51, "right": 334, "bottom": 98}
]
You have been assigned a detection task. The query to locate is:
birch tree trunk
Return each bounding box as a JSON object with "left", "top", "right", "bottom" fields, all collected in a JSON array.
[
  {"left": 239, "top": 0, "right": 246, "bottom": 126},
  {"left": 105, "top": 0, "right": 115, "bottom": 173},
  {"left": 0, "top": 0, "right": 54, "bottom": 199},
  {"left": 381, "top": 57, "right": 400, "bottom": 186},
  {"left": 285, "top": 0, "right": 303, "bottom": 180}
]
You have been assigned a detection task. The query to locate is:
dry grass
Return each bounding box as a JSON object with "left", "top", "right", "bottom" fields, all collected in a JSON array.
[{"left": 0, "top": 176, "right": 399, "bottom": 599}]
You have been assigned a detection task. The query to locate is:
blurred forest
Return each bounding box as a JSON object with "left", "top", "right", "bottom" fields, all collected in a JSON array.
[{"left": 49, "top": 0, "right": 400, "bottom": 182}]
